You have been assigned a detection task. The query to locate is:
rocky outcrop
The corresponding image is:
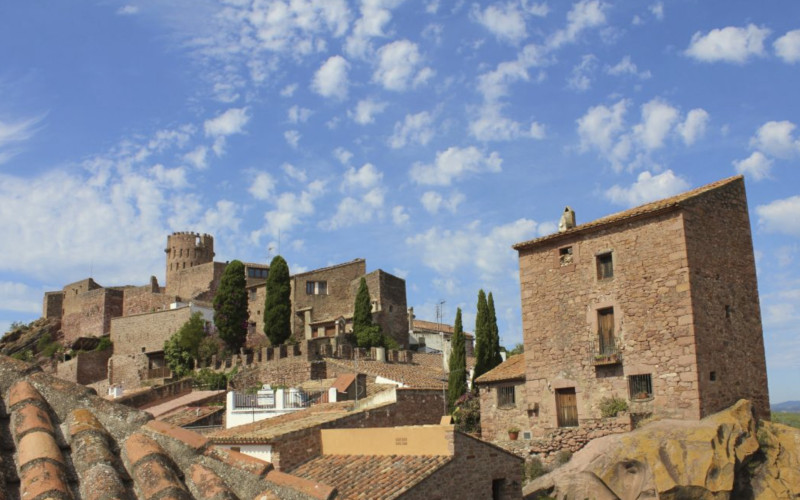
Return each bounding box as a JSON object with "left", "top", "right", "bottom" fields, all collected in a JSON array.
[{"left": 525, "top": 400, "right": 800, "bottom": 499}]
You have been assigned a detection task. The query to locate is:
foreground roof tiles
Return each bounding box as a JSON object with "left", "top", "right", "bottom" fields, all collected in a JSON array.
[{"left": 0, "top": 355, "right": 333, "bottom": 499}]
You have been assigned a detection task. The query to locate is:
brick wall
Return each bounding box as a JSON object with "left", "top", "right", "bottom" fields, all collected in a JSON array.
[
  {"left": 681, "top": 178, "right": 770, "bottom": 419},
  {"left": 56, "top": 350, "right": 111, "bottom": 385},
  {"left": 478, "top": 380, "right": 529, "bottom": 442},
  {"left": 404, "top": 432, "right": 523, "bottom": 500},
  {"left": 291, "top": 259, "right": 366, "bottom": 340},
  {"left": 518, "top": 208, "right": 701, "bottom": 431},
  {"left": 366, "top": 270, "right": 409, "bottom": 348}
]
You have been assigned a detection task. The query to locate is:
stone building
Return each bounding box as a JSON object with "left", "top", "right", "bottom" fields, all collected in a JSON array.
[
  {"left": 407, "top": 312, "right": 475, "bottom": 356},
  {"left": 474, "top": 354, "right": 528, "bottom": 442},
  {"left": 289, "top": 259, "right": 409, "bottom": 348},
  {"left": 513, "top": 176, "right": 769, "bottom": 436}
]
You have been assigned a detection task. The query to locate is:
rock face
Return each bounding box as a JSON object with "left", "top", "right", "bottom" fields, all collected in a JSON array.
[{"left": 525, "top": 400, "right": 800, "bottom": 499}]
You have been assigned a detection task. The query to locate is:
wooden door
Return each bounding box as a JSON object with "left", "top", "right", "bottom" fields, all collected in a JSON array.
[
  {"left": 556, "top": 388, "right": 578, "bottom": 427},
  {"left": 598, "top": 308, "right": 615, "bottom": 355}
]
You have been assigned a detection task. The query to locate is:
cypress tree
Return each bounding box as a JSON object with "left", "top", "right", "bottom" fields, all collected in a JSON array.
[
  {"left": 447, "top": 308, "right": 467, "bottom": 412},
  {"left": 473, "top": 289, "right": 491, "bottom": 381},
  {"left": 213, "top": 260, "right": 248, "bottom": 352},
  {"left": 264, "top": 255, "right": 291, "bottom": 345},
  {"left": 487, "top": 292, "right": 503, "bottom": 368},
  {"left": 353, "top": 277, "right": 382, "bottom": 348}
]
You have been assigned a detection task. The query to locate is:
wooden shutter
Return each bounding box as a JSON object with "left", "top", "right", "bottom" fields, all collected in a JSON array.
[{"left": 598, "top": 308, "right": 615, "bottom": 355}]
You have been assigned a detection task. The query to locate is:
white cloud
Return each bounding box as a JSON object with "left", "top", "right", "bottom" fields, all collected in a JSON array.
[
  {"left": 649, "top": 2, "right": 663, "bottom": 21},
  {"left": 774, "top": 30, "right": 800, "bottom": 64},
  {"left": 604, "top": 170, "right": 690, "bottom": 207},
  {"left": 633, "top": 98, "right": 680, "bottom": 150},
  {"left": 311, "top": 55, "right": 349, "bottom": 100},
  {"left": 392, "top": 205, "right": 410, "bottom": 225},
  {"left": 750, "top": 120, "right": 800, "bottom": 159},
  {"left": 0, "top": 282, "right": 44, "bottom": 314},
  {"left": 183, "top": 146, "right": 208, "bottom": 170},
  {"left": 345, "top": 0, "right": 404, "bottom": 59},
  {"left": 333, "top": 147, "right": 353, "bottom": 165},
  {"left": 547, "top": 0, "right": 607, "bottom": 49},
  {"left": 685, "top": 24, "right": 770, "bottom": 63},
  {"left": 343, "top": 163, "right": 382, "bottom": 190},
  {"left": 117, "top": 5, "right": 139, "bottom": 15},
  {"left": 472, "top": 2, "right": 528, "bottom": 44},
  {"left": 389, "top": 111, "right": 435, "bottom": 148},
  {"left": 577, "top": 98, "right": 628, "bottom": 155},
  {"left": 606, "top": 55, "right": 651, "bottom": 79},
  {"left": 410, "top": 146, "right": 502, "bottom": 186},
  {"left": 281, "top": 163, "right": 307, "bottom": 182},
  {"left": 249, "top": 172, "right": 276, "bottom": 200},
  {"left": 325, "top": 187, "right": 386, "bottom": 230},
  {"left": 258, "top": 180, "right": 326, "bottom": 239},
  {"left": 280, "top": 84, "right": 298, "bottom": 97},
  {"left": 756, "top": 196, "right": 800, "bottom": 236},
  {"left": 676, "top": 108, "right": 710, "bottom": 146},
  {"left": 406, "top": 218, "right": 537, "bottom": 281},
  {"left": 284, "top": 130, "right": 301, "bottom": 148},
  {"left": 567, "top": 54, "right": 597, "bottom": 91},
  {"left": 287, "top": 105, "right": 312, "bottom": 124},
  {"left": 420, "top": 191, "right": 465, "bottom": 214},
  {"left": 733, "top": 152, "right": 773, "bottom": 181},
  {"left": 373, "top": 40, "right": 433, "bottom": 91},
  {"left": 204, "top": 107, "right": 250, "bottom": 137},
  {"left": 0, "top": 114, "right": 44, "bottom": 164},
  {"left": 470, "top": 103, "right": 545, "bottom": 142},
  {"left": 350, "top": 98, "right": 388, "bottom": 124}
]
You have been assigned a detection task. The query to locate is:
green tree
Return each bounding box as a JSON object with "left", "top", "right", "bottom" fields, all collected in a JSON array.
[
  {"left": 214, "top": 260, "right": 249, "bottom": 351},
  {"left": 508, "top": 343, "right": 524, "bottom": 356},
  {"left": 264, "top": 255, "right": 291, "bottom": 345},
  {"left": 447, "top": 308, "right": 467, "bottom": 412},
  {"left": 165, "top": 312, "right": 207, "bottom": 376},
  {"left": 473, "top": 289, "right": 491, "bottom": 382},
  {"left": 487, "top": 292, "right": 503, "bottom": 367},
  {"left": 353, "top": 277, "right": 382, "bottom": 348}
]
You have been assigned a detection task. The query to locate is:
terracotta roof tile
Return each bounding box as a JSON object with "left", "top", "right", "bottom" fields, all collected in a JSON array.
[
  {"left": 412, "top": 319, "right": 475, "bottom": 338},
  {"left": 289, "top": 454, "right": 451, "bottom": 500},
  {"left": 513, "top": 175, "right": 743, "bottom": 250},
  {"left": 188, "top": 463, "right": 237, "bottom": 500},
  {"left": 331, "top": 373, "right": 355, "bottom": 393},
  {"left": 0, "top": 354, "right": 335, "bottom": 499},
  {"left": 475, "top": 354, "right": 526, "bottom": 384}
]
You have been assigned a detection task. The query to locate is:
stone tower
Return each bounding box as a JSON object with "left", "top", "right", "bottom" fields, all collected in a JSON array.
[{"left": 165, "top": 232, "right": 215, "bottom": 287}]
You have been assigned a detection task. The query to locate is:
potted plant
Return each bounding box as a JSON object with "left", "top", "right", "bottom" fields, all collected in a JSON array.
[{"left": 508, "top": 426, "right": 520, "bottom": 441}]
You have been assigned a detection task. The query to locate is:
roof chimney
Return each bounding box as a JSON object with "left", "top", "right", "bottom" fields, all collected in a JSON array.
[{"left": 558, "top": 206, "right": 576, "bottom": 233}]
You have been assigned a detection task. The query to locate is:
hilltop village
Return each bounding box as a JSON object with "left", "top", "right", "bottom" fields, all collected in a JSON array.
[{"left": 1, "top": 175, "right": 789, "bottom": 500}]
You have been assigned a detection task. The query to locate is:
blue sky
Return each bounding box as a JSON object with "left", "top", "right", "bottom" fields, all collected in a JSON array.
[{"left": 1, "top": 1, "right": 798, "bottom": 403}]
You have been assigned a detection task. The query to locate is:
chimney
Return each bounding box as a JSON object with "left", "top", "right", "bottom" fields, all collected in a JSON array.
[{"left": 558, "top": 206, "right": 576, "bottom": 233}]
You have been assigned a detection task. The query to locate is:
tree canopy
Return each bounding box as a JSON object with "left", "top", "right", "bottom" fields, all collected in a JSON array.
[
  {"left": 352, "top": 277, "right": 398, "bottom": 349},
  {"left": 473, "top": 289, "right": 499, "bottom": 382},
  {"left": 213, "top": 260, "right": 249, "bottom": 351},
  {"left": 487, "top": 292, "right": 503, "bottom": 367},
  {"left": 264, "top": 255, "right": 291, "bottom": 345},
  {"left": 447, "top": 307, "right": 467, "bottom": 412},
  {"left": 165, "top": 312, "right": 206, "bottom": 377}
]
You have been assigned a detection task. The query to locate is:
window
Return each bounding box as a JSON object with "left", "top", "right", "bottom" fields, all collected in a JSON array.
[
  {"left": 596, "top": 252, "right": 613, "bottom": 279},
  {"left": 498, "top": 386, "right": 516, "bottom": 407},
  {"left": 247, "top": 268, "right": 268, "bottom": 279},
  {"left": 248, "top": 289, "right": 257, "bottom": 301},
  {"left": 306, "top": 281, "right": 327, "bottom": 295},
  {"left": 597, "top": 307, "right": 615, "bottom": 355},
  {"left": 559, "top": 246, "right": 573, "bottom": 267},
  {"left": 628, "top": 374, "right": 653, "bottom": 400}
]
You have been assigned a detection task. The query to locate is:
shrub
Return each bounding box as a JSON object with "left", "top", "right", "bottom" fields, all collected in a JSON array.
[
  {"left": 193, "top": 368, "right": 229, "bottom": 390},
  {"left": 11, "top": 350, "right": 33, "bottom": 361},
  {"left": 41, "top": 342, "right": 59, "bottom": 358},
  {"left": 95, "top": 336, "right": 112, "bottom": 351},
  {"left": 599, "top": 396, "right": 628, "bottom": 418},
  {"left": 554, "top": 450, "right": 572, "bottom": 465},
  {"left": 525, "top": 457, "right": 547, "bottom": 481},
  {"left": 452, "top": 393, "right": 481, "bottom": 434}
]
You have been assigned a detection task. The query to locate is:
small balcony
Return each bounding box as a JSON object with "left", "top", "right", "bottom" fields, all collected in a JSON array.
[{"left": 590, "top": 338, "right": 622, "bottom": 366}]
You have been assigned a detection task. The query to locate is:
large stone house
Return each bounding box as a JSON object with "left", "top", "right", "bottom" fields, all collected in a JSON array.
[{"left": 513, "top": 176, "right": 769, "bottom": 437}]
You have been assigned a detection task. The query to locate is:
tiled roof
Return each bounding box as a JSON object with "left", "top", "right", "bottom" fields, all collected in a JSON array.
[
  {"left": 0, "top": 355, "right": 333, "bottom": 500},
  {"left": 158, "top": 405, "right": 225, "bottom": 428},
  {"left": 331, "top": 374, "right": 355, "bottom": 393},
  {"left": 474, "top": 354, "right": 526, "bottom": 384},
  {"left": 289, "top": 454, "right": 451, "bottom": 499},
  {"left": 413, "top": 319, "right": 475, "bottom": 338},
  {"left": 413, "top": 352, "right": 476, "bottom": 371},
  {"left": 208, "top": 402, "right": 355, "bottom": 444},
  {"left": 513, "top": 175, "right": 743, "bottom": 250}
]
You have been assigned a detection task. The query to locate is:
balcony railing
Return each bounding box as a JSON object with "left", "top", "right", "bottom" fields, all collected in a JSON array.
[{"left": 590, "top": 338, "right": 622, "bottom": 366}]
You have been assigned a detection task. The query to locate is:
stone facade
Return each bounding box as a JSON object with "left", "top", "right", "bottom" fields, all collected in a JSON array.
[
  {"left": 365, "top": 269, "right": 409, "bottom": 347},
  {"left": 55, "top": 349, "right": 112, "bottom": 385},
  {"left": 164, "top": 231, "right": 215, "bottom": 294},
  {"left": 478, "top": 379, "right": 529, "bottom": 442},
  {"left": 513, "top": 176, "right": 770, "bottom": 438},
  {"left": 168, "top": 261, "right": 227, "bottom": 302},
  {"left": 121, "top": 277, "right": 177, "bottom": 316},
  {"left": 42, "top": 291, "right": 64, "bottom": 319},
  {"left": 60, "top": 279, "right": 124, "bottom": 344}
]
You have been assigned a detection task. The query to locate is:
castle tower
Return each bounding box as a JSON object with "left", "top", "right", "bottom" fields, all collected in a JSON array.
[{"left": 165, "top": 232, "right": 215, "bottom": 288}]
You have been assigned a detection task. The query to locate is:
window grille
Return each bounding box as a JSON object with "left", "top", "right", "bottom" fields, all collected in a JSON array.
[
  {"left": 628, "top": 374, "right": 653, "bottom": 400},
  {"left": 597, "top": 252, "right": 613, "bottom": 279},
  {"left": 498, "top": 386, "right": 516, "bottom": 407}
]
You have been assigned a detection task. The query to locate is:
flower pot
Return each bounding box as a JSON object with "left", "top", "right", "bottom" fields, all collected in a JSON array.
[{"left": 508, "top": 431, "right": 519, "bottom": 441}]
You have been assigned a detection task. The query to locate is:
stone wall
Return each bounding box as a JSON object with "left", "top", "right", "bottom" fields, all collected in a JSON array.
[
  {"left": 478, "top": 380, "right": 529, "bottom": 442},
  {"left": 366, "top": 270, "right": 409, "bottom": 348},
  {"left": 122, "top": 278, "right": 176, "bottom": 316},
  {"left": 111, "top": 306, "right": 194, "bottom": 356},
  {"left": 113, "top": 378, "right": 194, "bottom": 409},
  {"left": 168, "top": 261, "right": 226, "bottom": 301},
  {"left": 291, "top": 259, "right": 366, "bottom": 340},
  {"left": 55, "top": 349, "right": 111, "bottom": 385},
  {"left": 62, "top": 287, "right": 124, "bottom": 344},
  {"left": 165, "top": 231, "right": 215, "bottom": 294},
  {"left": 527, "top": 415, "right": 631, "bottom": 458},
  {"left": 680, "top": 179, "right": 770, "bottom": 420},
  {"left": 405, "top": 432, "right": 523, "bottom": 500},
  {"left": 518, "top": 207, "right": 700, "bottom": 431},
  {"left": 108, "top": 352, "right": 149, "bottom": 389},
  {"left": 246, "top": 283, "right": 268, "bottom": 346},
  {"left": 42, "top": 291, "right": 64, "bottom": 319}
]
